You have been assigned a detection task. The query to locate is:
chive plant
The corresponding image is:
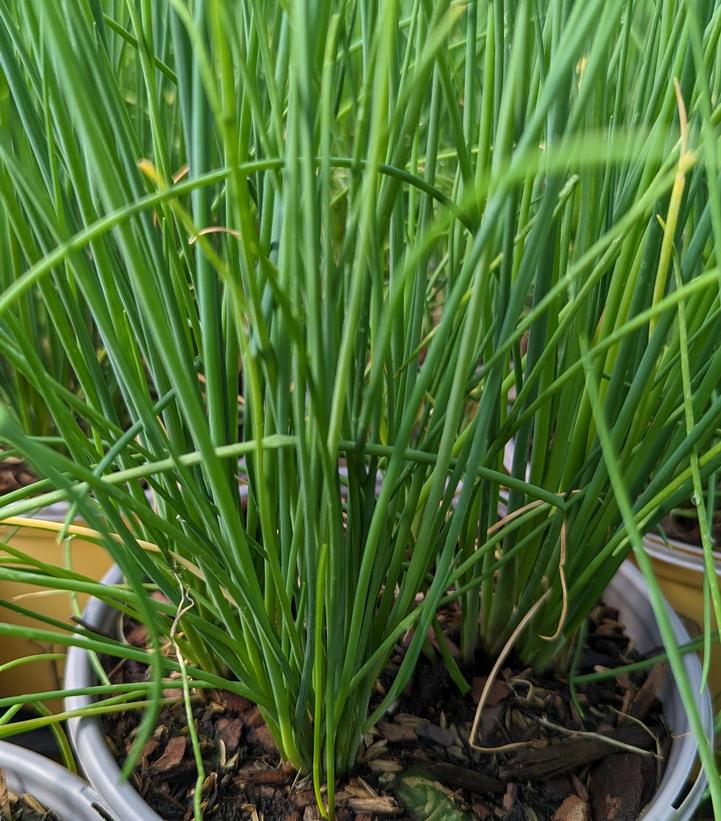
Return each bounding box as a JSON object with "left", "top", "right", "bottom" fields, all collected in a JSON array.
[
  {"left": 0, "top": 15, "right": 126, "bottom": 445},
  {"left": 0, "top": 160, "right": 110, "bottom": 442},
  {"left": 1, "top": 0, "right": 721, "bottom": 817}
]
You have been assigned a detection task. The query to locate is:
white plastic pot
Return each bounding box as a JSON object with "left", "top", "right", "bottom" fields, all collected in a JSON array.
[
  {"left": 66, "top": 566, "right": 162, "bottom": 821},
  {"left": 66, "top": 562, "right": 712, "bottom": 821},
  {"left": 603, "top": 561, "right": 712, "bottom": 819},
  {"left": 0, "top": 740, "right": 113, "bottom": 820}
]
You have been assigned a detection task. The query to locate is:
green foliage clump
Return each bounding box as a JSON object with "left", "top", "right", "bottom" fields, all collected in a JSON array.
[{"left": 1, "top": 0, "right": 721, "bottom": 816}]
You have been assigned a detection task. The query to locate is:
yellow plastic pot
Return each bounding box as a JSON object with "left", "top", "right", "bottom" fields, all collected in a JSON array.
[
  {"left": 0, "top": 514, "right": 113, "bottom": 708},
  {"left": 644, "top": 531, "right": 721, "bottom": 709}
]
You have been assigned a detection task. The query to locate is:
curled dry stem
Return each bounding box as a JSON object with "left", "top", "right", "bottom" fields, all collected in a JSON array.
[
  {"left": 540, "top": 521, "right": 568, "bottom": 641},
  {"left": 538, "top": 716, "right": 661, "bottom": 760},
  {"left": 469, "top": 588, "right": 552, "bottom": 752},
  {"left": 170, "top": 575, "right": 205, "bottom": 821}
]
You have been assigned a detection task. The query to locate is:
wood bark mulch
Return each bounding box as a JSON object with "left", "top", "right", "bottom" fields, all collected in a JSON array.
[
  {"left": 0, "top": 456, "right": 35, "bottom": 498},
  {"left": 101, "top": 601, "right": 670, "bottom": 820},
  {"left": 661, "top": 507, "right": 721, "bottom": 548}
]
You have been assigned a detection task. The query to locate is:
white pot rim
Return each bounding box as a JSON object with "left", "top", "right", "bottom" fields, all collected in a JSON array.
[
  {"left": 0, "top": 740, "right": 113, "bottom": 820},
  {"left": 65, "top": 561, "right": 712, "bottom": 821}
]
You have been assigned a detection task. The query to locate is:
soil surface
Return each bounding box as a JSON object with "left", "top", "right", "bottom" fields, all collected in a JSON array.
[
  {"left": 102, "top": 603, "right": 669, "bottom": 821},
  {"left": 661, "top": 505, "right": 721, "bottom": 548},
  {"left": 0, "top": 769, "right": 58, "bottom": 820},
  {"left": 0, "top": 456, "right": 35, "bottom": 497}
]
